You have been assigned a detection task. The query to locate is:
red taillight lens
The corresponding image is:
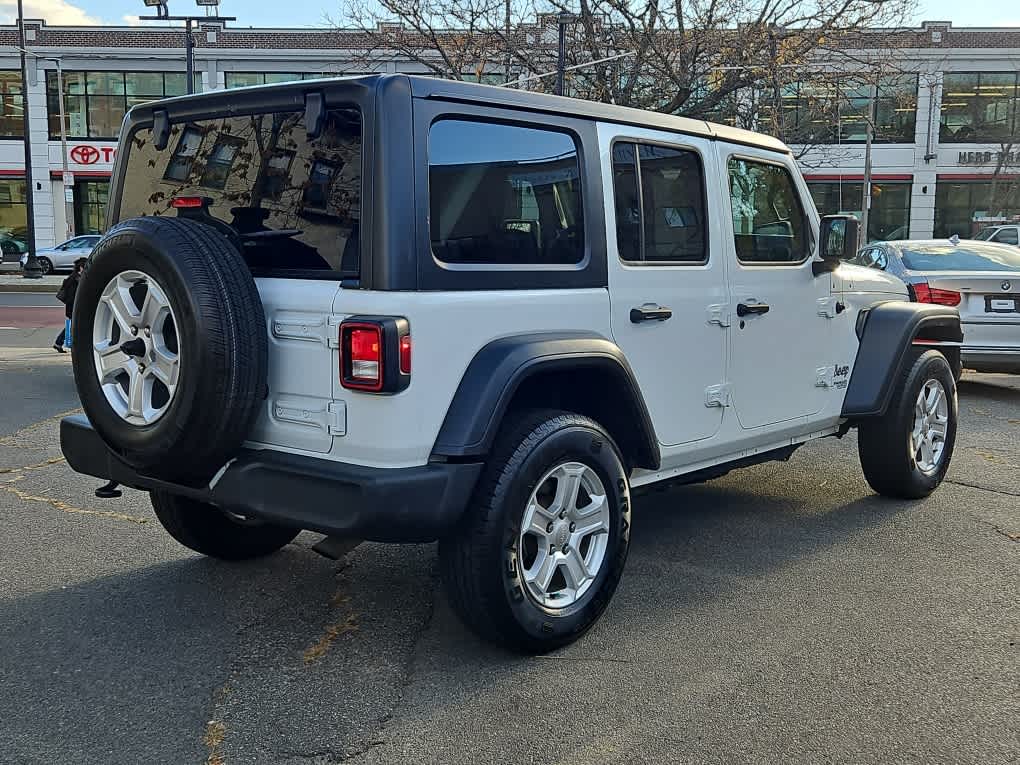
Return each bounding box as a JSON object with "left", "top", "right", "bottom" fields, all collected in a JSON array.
[
  {"left": 341, "top": 323, "right": 383, "bottom": 391},
  {"left": 912, "top": 282, "right": 961, "bottom": 307},
  {"left": 170, "top": 196, "right": 206, "bottom": 209},
  {"left": 339, "top": 318, "right": 410, "bottom": 393},
  {"left": 399, "top": 335, "right": 411, "bottom": 375}
]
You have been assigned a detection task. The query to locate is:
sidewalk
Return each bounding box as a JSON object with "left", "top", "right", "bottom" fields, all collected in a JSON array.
[{"left": 0, "top": 269, "right": 63, "bottom": 293}]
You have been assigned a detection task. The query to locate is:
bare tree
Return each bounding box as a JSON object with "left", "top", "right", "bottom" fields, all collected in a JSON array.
[{"left": 335, "top": 0, "right": 915, "bottom": 119}]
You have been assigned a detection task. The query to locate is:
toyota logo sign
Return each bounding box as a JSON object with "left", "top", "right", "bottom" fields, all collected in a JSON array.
[{"left": 70, "top": 145, "right": 100, "bottom": 164}]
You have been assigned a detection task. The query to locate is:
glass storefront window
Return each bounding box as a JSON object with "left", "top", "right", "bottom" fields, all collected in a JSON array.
[
  {"left": 808, "top": 180, "right": 911, "bottom": 242},
  {"left": 767, "top": 76, "right": 916, "bottom": 144},
  {"left": 75, "top": 180, "right": 109, "bottom": 235},
  {"left": 934, "top": 180, "right": 1020, "bottom": 237},
  {"left": 0, "top": 178, "right": 28, "bottom": 258},
  {"left": 0, "top": 71, "right": 23, "bottom": 138},
  {"left": 939, "top": 72, "right": 1019, "bottom": 143},
  {"left": 47, "top": 71, "right": 201, "bottom": 140},
  {"left": 224, "top": 72, "right": 339, "bottom": 89}
]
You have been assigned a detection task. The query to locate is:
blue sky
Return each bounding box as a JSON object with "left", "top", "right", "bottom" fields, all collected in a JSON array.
[{"left": 1, "top": 0, "right": 1017, "bottom": 29}]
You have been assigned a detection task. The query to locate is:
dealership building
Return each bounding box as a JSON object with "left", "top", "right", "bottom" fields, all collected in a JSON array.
[{"left": 1, "top": 17, "right": 1020, "bottom": 254}]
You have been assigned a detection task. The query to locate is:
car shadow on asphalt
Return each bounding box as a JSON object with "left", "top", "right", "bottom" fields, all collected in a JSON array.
[{"left": 0, "top": 466, "right": 915, "bottom": 761}]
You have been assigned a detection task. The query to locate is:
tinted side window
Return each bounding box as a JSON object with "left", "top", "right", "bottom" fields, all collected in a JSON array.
[
  {"left": 612, "top": 141, "right": 707, "bottom": 263},
  {"left": 993, "top": 227, "right": 1019, "bottom": 245},
  {"left": 727, "top": 158, "right": 808, "bottom": 264},
  {"left": 428, "top": 119, "right": 584, "bottom": 266},
  {"left": 118, "top": 108, "right": 362, "bottom": 276}
]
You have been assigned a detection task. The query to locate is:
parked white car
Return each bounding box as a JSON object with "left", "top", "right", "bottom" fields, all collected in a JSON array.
[
  {"left": 974, "top": 224, "right": 1019, "bottom": 247},
  {"left": 21, "top": 235, "right": 101, "bottom": 274},
  {"left": 60, "top": 75, "right": 963, "bottom": 653}
]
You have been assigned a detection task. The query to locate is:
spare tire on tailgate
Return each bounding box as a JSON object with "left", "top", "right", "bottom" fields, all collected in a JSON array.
[{"left": 71, "top": 216, "right": 267, "bottom": 483}]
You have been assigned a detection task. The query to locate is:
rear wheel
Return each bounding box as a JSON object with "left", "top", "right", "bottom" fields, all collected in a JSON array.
[
  {"left": 858, "top": 350, "right": 958, "bottom": 499},
  {"left": 439, "top": 410, "right": 631, "bottom": 653},
  {"left": 37, "top": 257, "right": 53, "bottom": 275},
  {"left": 151, "top": 491, "right": 298, "bottom": 560}
]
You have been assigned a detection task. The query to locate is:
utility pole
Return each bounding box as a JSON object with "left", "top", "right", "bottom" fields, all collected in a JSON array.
[
  {"left": 17, "top": 0, "right": 41, "bottom": 278},
  {"left": 861, "top": 111, "right": 874, "bottom": 244}
]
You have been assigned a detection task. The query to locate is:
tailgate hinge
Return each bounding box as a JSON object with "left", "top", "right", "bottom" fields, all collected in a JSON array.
[
  {"left": 705, "top": 383, "right": 731, "bottom": 408},
  {"left": 707, "top": 304, "right": 731, "bottom": 327},
  {"left": 327, "top": 400, "right": 347, "bottom": 436},
  {"left": 327, "top": 315, "right": 343, "bottom": 349}
]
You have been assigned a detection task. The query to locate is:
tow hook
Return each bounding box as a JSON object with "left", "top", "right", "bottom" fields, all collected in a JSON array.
[{"left": 95, "top": 480, "right": 122, "bottom": 499}]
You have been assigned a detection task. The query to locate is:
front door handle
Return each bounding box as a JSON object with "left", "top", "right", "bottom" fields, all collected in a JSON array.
[
  {"left": 630, "top": 304, "right": 673, "bottom": 323},
  {"left": 736, "top": 302, "right": 770, "bottom": 317}
]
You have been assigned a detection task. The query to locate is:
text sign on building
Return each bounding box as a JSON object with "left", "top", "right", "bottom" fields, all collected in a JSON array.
[{"left": 958, "top": 150, "right": 1020, "bottom": 166}]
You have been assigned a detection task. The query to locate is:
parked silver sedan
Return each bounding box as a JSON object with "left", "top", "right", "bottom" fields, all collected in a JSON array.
[
  {"left": 20, "top": 235, "right": 101, "bottom": 274},
  {"left": 852, "top": 238, "right": 1020, "bottom": 374}
]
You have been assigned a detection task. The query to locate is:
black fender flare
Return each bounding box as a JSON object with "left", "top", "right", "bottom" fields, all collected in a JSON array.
[
  {"left": 842, "top": 301, "right": 963, "bottom": 419},
  {"left": 431, "top": 332, "right": 660, "bottom": 470}
]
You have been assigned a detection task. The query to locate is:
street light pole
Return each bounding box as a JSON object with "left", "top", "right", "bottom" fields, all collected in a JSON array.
[
  {"left": 138, "top": 1, "right": 235, "bottom": 95},
  {"left": 17, "top": 0, "right": 41, "bottom": 278},
  {"left": 555, "top": 11, "right": 576, "bottom": 97}
]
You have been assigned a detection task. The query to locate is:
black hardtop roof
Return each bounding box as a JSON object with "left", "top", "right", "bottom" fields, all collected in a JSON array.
[{"left": 126, "top": 73, "right": 790, "bottom": 155}]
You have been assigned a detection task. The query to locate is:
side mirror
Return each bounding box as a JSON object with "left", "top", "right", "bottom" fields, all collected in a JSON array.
[{"left": 813, "top": 214, "right": 860, "bottom": 276}]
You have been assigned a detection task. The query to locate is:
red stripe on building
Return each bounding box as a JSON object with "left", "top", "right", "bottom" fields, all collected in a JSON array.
[
  {"left": 936, "top": 173, "right": 1020, "bottom": 181},
  {"left": 48, "top": 170, "right": 113, "bottom": 179}
]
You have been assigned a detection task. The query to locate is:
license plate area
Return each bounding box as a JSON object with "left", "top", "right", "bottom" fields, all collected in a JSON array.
[{"left": 985, "top": 295, "right": 1020, "bottom": 313}]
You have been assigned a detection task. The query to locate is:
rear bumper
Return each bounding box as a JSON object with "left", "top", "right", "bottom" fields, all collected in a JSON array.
[
  {"left": 59, "top": 414, "right": 482, "bottom": 543},
  {"left": 960, "top": 347, "right": 1020, "bottom": 373}
]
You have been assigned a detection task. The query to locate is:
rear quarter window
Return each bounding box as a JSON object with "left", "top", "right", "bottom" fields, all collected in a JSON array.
[
  {"left": 427, "top": 119, "right": 584, "bottom": 266},
  {"left": 117, "top": 108, "right": 362, "bottom": 276}
]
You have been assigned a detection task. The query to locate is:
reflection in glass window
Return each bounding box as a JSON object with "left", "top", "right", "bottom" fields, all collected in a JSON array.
[
  {"left": 808, "top": 180, "right": 911, "bottom": 242},
  {"left": 0, "top": 71, "right": 22, "bottom": 138},
  {"left": 934, "top": 180, "right": 1020, "bottom": 238},
  {"left": 0, "top": 178, "right": 28, "bottom": 256},
  {"left": 224, "top": 72, "right": 335, "bottom": 89},
  {"left": 613, "top": 142, "right": 707, "bottom": 263},
  {"left": 428, "top": 119, "right": 584, "bottom": 265},
  {"left": 940, "top": 72, "right": 1018, "bottom": 143},
  {"left": 200, "top": 136, "right": 245, "bottom": 189},
  {"left": 728, "top": 158, "right": 807, "bottom": 263},
  {"left": 117, "top": 108, "right": 362, "bottom": 275},
  {"left": 163, "top": 126, "right": 204, "bottom": 182}
]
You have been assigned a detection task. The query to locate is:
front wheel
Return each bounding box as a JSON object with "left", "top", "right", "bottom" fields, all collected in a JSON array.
[
  {"left": 858, "top": 350, "right": 958, "bottom": 499},
  {"left": 439, "top": 410, "right": 631, "bottom": 654}
]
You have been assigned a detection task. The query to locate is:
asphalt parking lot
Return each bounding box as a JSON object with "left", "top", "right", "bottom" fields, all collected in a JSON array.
[{"left": 0, "top": 344, "right": 1017, "bottom": 764}]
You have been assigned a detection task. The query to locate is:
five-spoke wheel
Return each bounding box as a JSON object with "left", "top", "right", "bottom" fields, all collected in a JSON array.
[{"left": 92, "top": 270, "right": 181, "bottom": 426}]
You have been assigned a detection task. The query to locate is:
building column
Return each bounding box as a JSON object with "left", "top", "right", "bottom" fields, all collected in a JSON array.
[
  {"left": 26, "top": 59, "right": 57, "bottom": 249},
  {"left": 909, "top": 70, "right": 942, "bottom": 239}
]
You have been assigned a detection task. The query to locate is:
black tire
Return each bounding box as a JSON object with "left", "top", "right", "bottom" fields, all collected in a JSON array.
[
  {"left": 858, "top": 350, "right": 958, "bottom": 499},
  {"left": 37, "top": 257, "right": 53, "bottom": 275},
  {"left": 71, "top": 217, "right": 267, "bottom": 482},
  {"left": 151, "top": 491, "right": 298, "bottom": 560},
  {"left": 439, "top": 409, "right": 631, "bottom": 654}
]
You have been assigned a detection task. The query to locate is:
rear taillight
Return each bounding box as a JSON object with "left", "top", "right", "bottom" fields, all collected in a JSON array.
[
  {"left": 170, "top": 196, "right": 209, "bottom": 209},
  {"left": 911, "top": 282, "right": 961, "bottom": 307},
  {"left": 339, "top": 317, "right": 410, "bottom": 393}
]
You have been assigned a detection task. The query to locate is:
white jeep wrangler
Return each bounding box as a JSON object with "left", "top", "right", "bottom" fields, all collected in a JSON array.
[{"left": 62, "top": 75, "right": 963, "bottom": 653}]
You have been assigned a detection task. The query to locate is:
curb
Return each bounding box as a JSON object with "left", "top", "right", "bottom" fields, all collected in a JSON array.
[{"left": 0, "top": 282, "right": 60, "bottom": 294}]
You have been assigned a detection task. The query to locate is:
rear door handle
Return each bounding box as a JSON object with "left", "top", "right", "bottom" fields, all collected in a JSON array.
[
  {"left": 630, "top": 305, "right": 673, "bottom": 323},
  {"left": 736, "top": 302, "right": 770, "bottom": 317}
]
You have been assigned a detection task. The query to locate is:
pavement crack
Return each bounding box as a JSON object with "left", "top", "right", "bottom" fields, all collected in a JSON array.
[
  {"left": 0, "top": 480, "right": 149, "bottom": 524},
  {"left": 0, "top": 456, "right": 65, "bottom": 475},
  {"left": 302, "top": 579, "right": 360, "bottom": 665},
  {"left": 0, "top": 408, "right": 82, "bottom": 446},
  {"left": 203, "top": 719, "right": 227, "bottom": 765},
  {"left": 946, "top": 479, "right": 1020, "bottom": 498}
]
